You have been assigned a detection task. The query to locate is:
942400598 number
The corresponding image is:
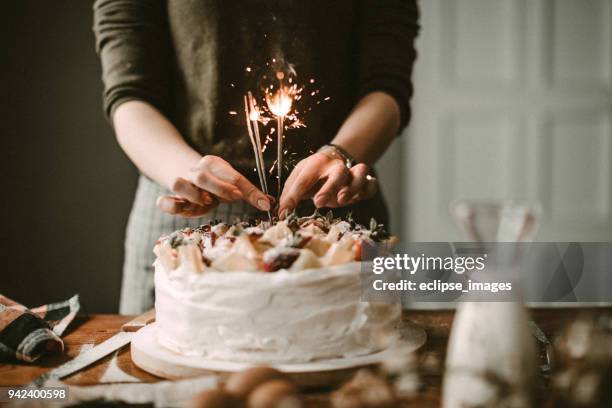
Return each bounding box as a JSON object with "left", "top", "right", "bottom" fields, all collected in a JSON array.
[{"left": 1, "top": 387, "right": 68, "bottom": 402}]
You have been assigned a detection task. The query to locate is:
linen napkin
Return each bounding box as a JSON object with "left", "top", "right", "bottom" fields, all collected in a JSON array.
[{"left": 0, "top": 294, "right": 80, "bottom": 362}]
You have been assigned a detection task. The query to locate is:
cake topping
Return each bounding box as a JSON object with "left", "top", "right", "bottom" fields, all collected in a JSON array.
[
  {"left": 154, "top": 212, "right": 395, "bottom": 273},
  {"left": 263, "top": 247, "right": 301, "bottom": 272}
]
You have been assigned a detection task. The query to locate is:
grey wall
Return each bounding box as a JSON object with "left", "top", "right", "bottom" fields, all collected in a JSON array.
[
  {"left": 403, "top": 0, "right": 612, "bottom": 242},
  {"left": 2, "top": 1, "right": 137, "bottom": 313}
]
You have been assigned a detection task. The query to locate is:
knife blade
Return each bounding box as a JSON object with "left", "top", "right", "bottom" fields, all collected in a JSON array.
[
  {"left": 30, "top": 309, "right": 155, "bottom": 387},
  {"left": 529, "top": 320, "right": 553, "bottom": 375}
]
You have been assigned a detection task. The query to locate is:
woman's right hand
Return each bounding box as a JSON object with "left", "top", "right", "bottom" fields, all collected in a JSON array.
[{"left": 156, "top": 155, "right": 273, "bottom": 217}]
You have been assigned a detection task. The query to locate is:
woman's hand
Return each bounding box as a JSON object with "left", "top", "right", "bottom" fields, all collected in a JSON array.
[
  {"left": 156, "top": 192, "right": 218, "bottom": 218},
  {"left": 278, "top": 152, "right": 377, "bottom": 218},
  {"left": 157, "top": 155, "right": 273, "bottom": 217}
]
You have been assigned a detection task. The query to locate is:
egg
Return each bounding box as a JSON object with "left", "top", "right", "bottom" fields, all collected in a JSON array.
[
  {"left": 248, "top": 379, "right": 302, "bottom": 408},
  {"left": 188, "top": 389, "right": 244, "bottom": 408},
  {"left": 224, "top": 366, "right": 288, "bottom": 398}
]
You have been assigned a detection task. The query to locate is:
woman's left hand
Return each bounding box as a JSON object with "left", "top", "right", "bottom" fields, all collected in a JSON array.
[{"left": 278, "top": 152, "right": 377, "bottom": 218}]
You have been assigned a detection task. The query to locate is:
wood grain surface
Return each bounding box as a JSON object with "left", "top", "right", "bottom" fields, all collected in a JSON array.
[{"left": 0, "top": 308, "right": 609, "bottom": 407}]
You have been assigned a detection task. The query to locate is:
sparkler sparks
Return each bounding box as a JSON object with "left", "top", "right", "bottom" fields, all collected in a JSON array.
[
  {"left": 232, "top": 59, "right": 331, "bottom": 217},
  {"left": 265, "top": 85, "right": 293, "bottom": 117},
  {"left": 265, "top": 79, "right": 297, "bottom": 200}
]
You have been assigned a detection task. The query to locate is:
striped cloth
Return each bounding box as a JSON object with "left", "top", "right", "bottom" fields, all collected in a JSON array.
[
  {"left": 0, "top": 294, "right": 80, "bottom": 362},
  {"left": 120, "top": 175, "right": 262, "bottom": 314}
]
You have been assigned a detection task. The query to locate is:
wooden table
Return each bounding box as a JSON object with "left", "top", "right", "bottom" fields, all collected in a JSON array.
[{"left": 1, "top": 308, "right": 609, "bottom": 407}]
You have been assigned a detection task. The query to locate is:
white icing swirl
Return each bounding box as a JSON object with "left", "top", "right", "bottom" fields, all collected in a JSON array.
[{"left": 154, "top": 261, "right": 400, "bottom": 363}]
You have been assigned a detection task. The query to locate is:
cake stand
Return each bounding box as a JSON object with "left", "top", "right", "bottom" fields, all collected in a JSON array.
[{"left": 131, "top": 322, "right": 426, "bottom": 388}]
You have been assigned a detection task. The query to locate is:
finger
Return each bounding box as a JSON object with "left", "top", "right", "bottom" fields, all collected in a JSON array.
[
  {"left": 157, "top": 195, "right": 183, "bottom": 214},
  {"left": 217, "top": 170, "right": 271, "bottom": 211},
  {"left": 192, "top": 155, "right": 243, "bottom": 201},
  {"left": 313, "top": 164, "right": 350, "bottom": 208},
  {"left": 201, "top": 156, "right": 271, "bottom": 211},
  {"left": 277, "top": 164, "right": 302, "bottom": 215},
  {"left": 278, "top": 169, "right": 319, "bottom": 218},
  {"left": 337, "top": 164, "right": 368, "bottom": 205},
  {"left": 171, "top": 177, "right": 214, "bottom": 206},
  {"left": 179, "top": 201, "right": 218, "bottom": 217},
  {"left": 189, "top": 168, "right": 243, "bottom": 202},
  {"left": 281, "top": 160, "right": 303, "bottom": 196},
  {"left": 363, "top": 174, "right": 378, "bottom": 198},
  {"left": 346, "top": 175, "right": 378, "bottom": 205},
  {"left": 156, "top": 195, "right": 217, "bottom": 218}
]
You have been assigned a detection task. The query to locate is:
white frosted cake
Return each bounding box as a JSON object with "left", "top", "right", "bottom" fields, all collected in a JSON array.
[{"left": 153, "top": 212, "right": 400, "bottom": 363}]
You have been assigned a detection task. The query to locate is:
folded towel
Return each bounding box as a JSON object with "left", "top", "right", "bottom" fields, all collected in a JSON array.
[{"left": 0, "top": 294, "right": 80, "bottom": 362}]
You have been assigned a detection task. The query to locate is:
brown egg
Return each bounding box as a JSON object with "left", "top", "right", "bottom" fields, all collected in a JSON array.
[
  {"left": 224, "top": 366, "right": 288, "bottom": 397},
  {"left": 248, "top": 379, "right": 302, "bottom": 408},
  {"left": 188, "top": 389, "right": 244, "bottom": 408}
]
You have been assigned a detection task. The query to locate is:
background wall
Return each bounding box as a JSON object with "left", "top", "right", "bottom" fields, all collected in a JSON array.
[
  {"left": 2, "top": 1, "right": 137, "bottom": 312},
  {"left": 404, "top": 0, "right": 612, "bottom": 242}
]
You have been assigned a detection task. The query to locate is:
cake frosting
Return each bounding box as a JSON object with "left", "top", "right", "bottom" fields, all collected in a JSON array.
[{"left": 153, "top": 211, "right": 400, "bottom": 363}]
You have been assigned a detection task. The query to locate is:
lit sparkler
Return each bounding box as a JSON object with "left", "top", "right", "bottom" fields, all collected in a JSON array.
[
  {"left": 237, "top": 61, "right": 330, "bottom": 217},
  {"left": 266, "top": 71, "right": 295, "bottom": 200}
]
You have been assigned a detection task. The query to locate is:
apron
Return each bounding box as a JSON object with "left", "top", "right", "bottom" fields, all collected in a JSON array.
[{"left": 120, "top": 176, "right": 260, "bottom": 314}]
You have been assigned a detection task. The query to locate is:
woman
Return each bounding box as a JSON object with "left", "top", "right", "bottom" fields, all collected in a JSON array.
[{"left": 93, "top": 0, "right": 419, "bottom": 314}]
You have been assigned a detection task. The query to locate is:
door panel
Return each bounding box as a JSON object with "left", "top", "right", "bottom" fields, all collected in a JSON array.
[{"left": 403, "top": 0, "right": 612, "bottom": 241}]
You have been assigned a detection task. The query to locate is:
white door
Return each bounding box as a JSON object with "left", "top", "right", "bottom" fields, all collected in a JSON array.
[{"left": 395, "top": 0, "right": 612, "bottom": 241}]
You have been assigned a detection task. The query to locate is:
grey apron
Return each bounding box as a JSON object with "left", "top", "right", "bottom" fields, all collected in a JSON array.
[{"left": 120, "top": 175, "right": 260, "bottom": 314}]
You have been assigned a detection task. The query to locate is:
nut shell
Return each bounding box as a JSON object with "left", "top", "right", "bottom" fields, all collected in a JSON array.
[
  {"left": 248, "top": 379, "right": 301, "bottom": 408},
  {"left": 189, "top": 389, "right": 244, "bottom": 408},
  {"left": 225, "top": 366, "right": 288, "bottom": 397}
]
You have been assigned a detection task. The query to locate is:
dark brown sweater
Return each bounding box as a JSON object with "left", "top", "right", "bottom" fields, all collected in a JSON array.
[{"left": 93, "top": 0, "right": 419, "bottom": 225}]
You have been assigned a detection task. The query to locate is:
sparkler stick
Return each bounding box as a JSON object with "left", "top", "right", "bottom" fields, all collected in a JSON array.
[
  {"left": 244, "top": 94, "right": 272, "bottom": 222},
  {"left": 239, "top": 65, "right": 322, "bottom": 220},
  {"left": 247, "top": 92, "right": 269, "bottom": 195},
  {"left": 276, "top": 114, "right": 284, "bottom": 200}
]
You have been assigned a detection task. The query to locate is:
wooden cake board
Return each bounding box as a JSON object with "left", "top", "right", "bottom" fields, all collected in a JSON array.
[{"left": 131, "top": 322, "right": 426, "bottom": 388}]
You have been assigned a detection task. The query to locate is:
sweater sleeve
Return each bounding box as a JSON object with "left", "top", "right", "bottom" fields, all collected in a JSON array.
[
  {"left": 356, "top": 0, "right": 420, "bottom": 132},
  {"left": 93, "top": 0, "right": 173, "bottom": 120}
]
